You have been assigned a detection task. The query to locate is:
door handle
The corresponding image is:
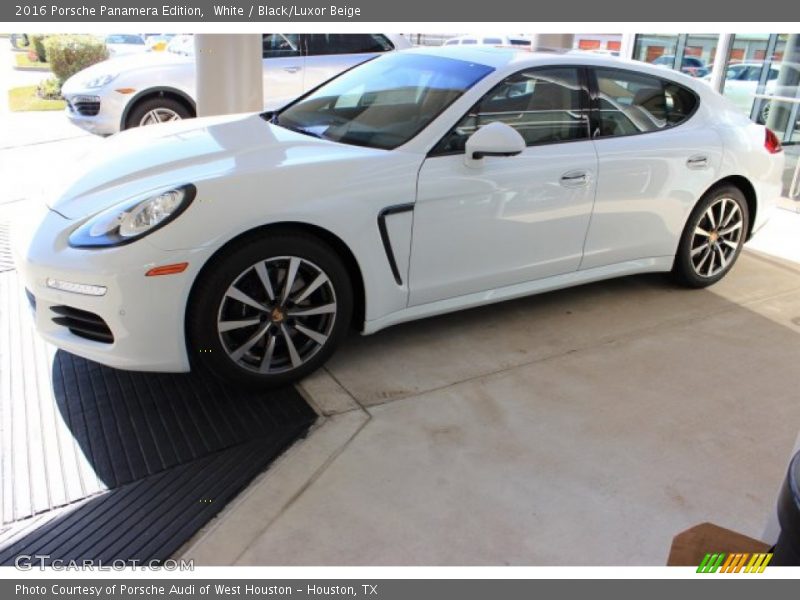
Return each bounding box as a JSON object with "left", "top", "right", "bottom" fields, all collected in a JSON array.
[
  {"left": 283, "top": 66, "right": 301, "bottom": 73},
  {"left": 560, "top": 170, "right": 590, "bottom": 187},
  {"left": 686, "top": 155, "right": 709, "bottom": 170}
]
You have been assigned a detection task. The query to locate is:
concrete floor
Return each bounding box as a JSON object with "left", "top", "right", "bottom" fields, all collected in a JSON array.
[{"left": 181, "top": 223, "right": 800, "bottom": 565}]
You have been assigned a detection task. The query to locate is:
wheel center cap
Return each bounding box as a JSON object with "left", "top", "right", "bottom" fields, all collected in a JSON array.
[
  {"left": 709, "top": 231, "right": 719, "bottom": 244},
  {"left": 270, "top": 307, "right": 285, "bottom": 323}
]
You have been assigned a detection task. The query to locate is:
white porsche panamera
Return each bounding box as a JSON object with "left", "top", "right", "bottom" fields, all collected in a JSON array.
[{"left": 14, "top": 47, "right": 785, "bottom": 387}]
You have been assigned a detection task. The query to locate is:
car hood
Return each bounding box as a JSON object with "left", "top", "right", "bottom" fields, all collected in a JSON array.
[
  {"left": 49, "top": 113, "right": 379, "bottom": 220},
  {"left": 63, "top": 52, "right": 190, "bottom": 89}
]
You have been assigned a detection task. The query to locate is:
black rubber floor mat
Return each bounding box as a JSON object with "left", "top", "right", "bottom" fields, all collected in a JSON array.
[
  {"left": 0, "top": 436, "right": 308, "bottom": 564},
  {"left": 0, "top": 273, "right": 316, "bottom": 564}
]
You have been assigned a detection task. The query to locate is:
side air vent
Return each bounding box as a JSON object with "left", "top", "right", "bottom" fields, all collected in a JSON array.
[{"left": 51, "top": 305, "right": 114, "bottom": 344}]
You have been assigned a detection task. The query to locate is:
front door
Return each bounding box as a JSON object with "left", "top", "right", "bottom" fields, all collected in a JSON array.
[{"left": 409, "top": 66, "right": 599, "bottom": 306}]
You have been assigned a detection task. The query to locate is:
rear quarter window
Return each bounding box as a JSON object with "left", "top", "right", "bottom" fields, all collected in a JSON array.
[{"left": 594, "top": 67, "right": 699, "bottom": 138}]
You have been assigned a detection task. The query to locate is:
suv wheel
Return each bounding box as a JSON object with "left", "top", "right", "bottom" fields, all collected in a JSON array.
[{"left": 126, "top": 97, "right": 192, "bottom": 129}]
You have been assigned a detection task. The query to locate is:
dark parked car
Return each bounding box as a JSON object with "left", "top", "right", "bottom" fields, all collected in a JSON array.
[{"left": 653, "top": 55, "right": 710, "bottom": 77}]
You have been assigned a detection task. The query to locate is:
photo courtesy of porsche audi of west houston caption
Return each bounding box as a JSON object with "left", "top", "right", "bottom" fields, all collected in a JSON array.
[
  {"left": 13, "top": 47, "right": 784, "bottom": 390},
  {"left": 15, "top": 583, "right": 351, "bottom": 597}
]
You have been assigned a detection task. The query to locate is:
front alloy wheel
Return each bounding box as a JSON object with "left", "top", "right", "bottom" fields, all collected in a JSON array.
[
  {"left": 673, "top": 185, "right": 749, "bottom": 288},
  {"left": 217, "top": 256, "right": 337, "bottom": 375},
  {"left": 139, "top": 107, "right": 182, "bottom": 126},
  {"left": 189, "top": 233, "right": 353, "bottom": 388}
]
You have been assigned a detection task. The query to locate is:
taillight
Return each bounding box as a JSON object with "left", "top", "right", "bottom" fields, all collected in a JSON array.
[{"left": 765, "top": 128, "right": 783, "bottom": 154}]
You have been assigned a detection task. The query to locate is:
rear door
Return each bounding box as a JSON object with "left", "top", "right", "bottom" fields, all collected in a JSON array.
[
  {"left": 261, "top": 33, "right": 305, "bottom": 103},
  {"left": 301, "top": 34, "right": 395, "bottom": 92},
  {"left": 582, "top": 66, "right": 723, "bottom": 269}
]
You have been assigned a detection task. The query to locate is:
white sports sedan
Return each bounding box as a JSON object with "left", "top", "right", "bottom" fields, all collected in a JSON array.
[{"left": 15, "top": 47, "right": 784, "bottom": 388}]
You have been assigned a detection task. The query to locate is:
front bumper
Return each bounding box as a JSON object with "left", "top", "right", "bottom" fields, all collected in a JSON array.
[
  {"left": 62, "top": 87, "right": 129, "bottom": 136},
  {"left": 13, "top": 205, "right": 212, "bottom": 372}
]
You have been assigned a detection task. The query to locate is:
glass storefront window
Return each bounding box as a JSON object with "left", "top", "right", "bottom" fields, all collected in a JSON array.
[
  {"left": 682, "top": 34, "right": 716, "bottom": 77},
  {"left": 633, "top": 34, "right": 679, "bottom": 68},
  {"left": 719, "top": 35, "right": 800, "bottom": 131},
  {"left": 721, "top": 34, "right": 772, "bottom": 118},
  {"left": 633, "top": 34, "right": 715, "bottom": 77},
  {"left": 719, "top": 34, "right": 800, "bottom": 196}
]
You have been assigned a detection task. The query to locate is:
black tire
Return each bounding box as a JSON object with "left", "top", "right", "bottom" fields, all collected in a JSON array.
[
  {"left": 125, "top": 96, "right": 192, "bottom": 130},
  {"left": 757, "top": 100, "right": 770, "bottom": 125},
  {"left": 672, "top": 184, "right": 749, "bottom": 288},
  {"left": 187, "top": 232, "right": 353, "bottom": 389}
]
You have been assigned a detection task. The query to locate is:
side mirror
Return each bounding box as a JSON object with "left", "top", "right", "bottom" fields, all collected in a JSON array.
[{"left": 464, "top": 121, "right": 525, "bottom": 168}]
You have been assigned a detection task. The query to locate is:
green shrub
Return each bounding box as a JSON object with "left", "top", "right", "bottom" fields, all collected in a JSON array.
[
  {"left": 36, "top": 77, "right": 62, "bottom": 100},
  {"left": 44, "top": 35, "right": 108, "bottom": 83},
  {"left": 28, "top": 34, "right": 48, "bottom": 61}
]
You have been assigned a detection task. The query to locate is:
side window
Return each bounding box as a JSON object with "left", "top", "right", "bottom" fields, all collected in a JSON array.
[
  {"left": 262, "top": 34, "right": 300, "bottom": 58},
  {"left": 432, "top": 67, "right": 589, "bottom": 155},
  {"left": 594, "top": 68, "right": 698, "bottom": 137},
  {"left": 483, "top": 38, "right": 503, "bottom": 45},
  {"left": 462, "top": 39, "right": 477, "bottom": 45},
  {"left": 306, "top": 34, "right": 394, "bottom": 56},
  {"left": 744, "top": 66, "right": 763, "bottom": 81}
]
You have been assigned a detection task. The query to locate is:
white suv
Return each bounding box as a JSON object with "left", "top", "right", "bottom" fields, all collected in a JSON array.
[{"left": 61, "top": 34, "right": 410, "bottom": 135}]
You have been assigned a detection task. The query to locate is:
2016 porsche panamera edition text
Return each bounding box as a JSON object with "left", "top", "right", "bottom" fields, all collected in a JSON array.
[{"left": 14, "top": 47, "right": 785, "bottom": 387}]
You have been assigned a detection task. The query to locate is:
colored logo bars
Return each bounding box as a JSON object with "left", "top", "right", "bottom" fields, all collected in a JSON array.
[{"left": 697, "top": 552, "right": 773, "bottom": 573}]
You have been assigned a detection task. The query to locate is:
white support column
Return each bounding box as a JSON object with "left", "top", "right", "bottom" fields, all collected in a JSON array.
[
  {"left": 194, "top": 34, "right": 263, "bottom": 118},
  {"left": 619, "top": 33, "right": 636, "bottom": 61},
  {"left": 709, "top": 34, "right": 734, "bottom": 94},
  {"left": 531, "top": 34, "right": 575, "bottom": 52}
]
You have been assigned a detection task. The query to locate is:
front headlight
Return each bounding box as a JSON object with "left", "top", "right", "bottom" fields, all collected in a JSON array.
[
  {"left": 82, "top": 72, "right": 118, "bottom": 89},
  {"left": 69, "top": 184, "right": 196, "bottom": 248}
]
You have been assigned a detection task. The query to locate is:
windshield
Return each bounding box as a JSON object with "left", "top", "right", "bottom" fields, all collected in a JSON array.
[{"left": 273, "top": 53, "right": 494, "bottom": 150}]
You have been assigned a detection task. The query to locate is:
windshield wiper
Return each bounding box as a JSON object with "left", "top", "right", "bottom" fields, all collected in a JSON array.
[{"left": 265, "top": 111, "right": 326, "bottom": 140}]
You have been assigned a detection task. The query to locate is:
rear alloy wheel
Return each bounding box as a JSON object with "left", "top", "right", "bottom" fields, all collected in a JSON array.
[
  {"left": 672, "top": 185, "right": 749, "bottom": 288},
  {"left": 189, "top": 234, "right": 353, "bottom": 388}
]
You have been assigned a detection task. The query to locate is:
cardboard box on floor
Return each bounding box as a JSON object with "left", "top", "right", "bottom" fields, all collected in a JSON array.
[{"left": 667, "top": 522, "right": 771, "bottom": 566}]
